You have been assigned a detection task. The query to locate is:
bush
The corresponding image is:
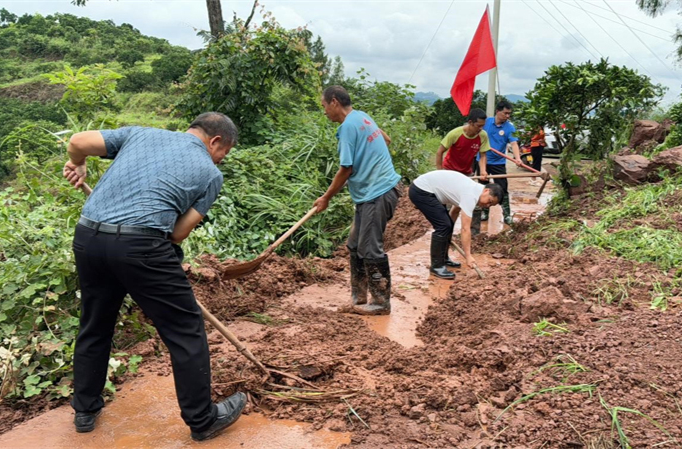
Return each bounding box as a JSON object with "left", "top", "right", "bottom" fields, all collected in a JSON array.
[
  {"left": 118, "top": 69, "right": 158, "bottom": 93},
  {"left": 0, "top": 97, "right": 66, "bottom": 142},
  {"left": 151, "top": 48, "right": 192, "bottom": 84},
  {"left": 117, "top": 48, "right": 144, "bottom": 69}
]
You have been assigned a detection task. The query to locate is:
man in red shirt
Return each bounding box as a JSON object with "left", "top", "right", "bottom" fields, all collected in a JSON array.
[{"left": 436, "top": 108, "right": 490, "bottom": 177}]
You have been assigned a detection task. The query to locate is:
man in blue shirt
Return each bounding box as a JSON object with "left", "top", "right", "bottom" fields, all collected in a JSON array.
[
  {"left": 63, "top": 113, "right": 246, "bottom": 441},
  {"left": 476, "top": 100, "right": 522, "bottom": 227},
  {"left": 314, "top": 86, "right": 401, "bottom": 316}
]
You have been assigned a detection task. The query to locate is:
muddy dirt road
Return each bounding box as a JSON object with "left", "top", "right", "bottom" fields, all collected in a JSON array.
[{"left": 3, "top": 163, "right": 682, "bottom": 448}]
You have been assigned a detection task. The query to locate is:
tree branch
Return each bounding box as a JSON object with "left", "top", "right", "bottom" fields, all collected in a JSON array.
[{"left": 244, "top": 0, "right": 258, "bottom": 30}]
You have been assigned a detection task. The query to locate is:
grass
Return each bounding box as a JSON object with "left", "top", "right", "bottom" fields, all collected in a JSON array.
[
  {"left": 530, "top": 354, "right": 589, "bottom": 381},
  {"left": 600, "top": 395, "right": 674, "bottom": 449},
  {"left": 526, "top": 219, "right": 581, "bottom": 249},
  {"left": 533, "top": 319, "right": 570, "bottom": 336},
  {"left": 591, "top": 276, "right": 637, "bottom": 306},
  {"left": 245, "top": 312, "right": 276, "bottom": 326},
  {"left": 572, "top": 174, "right": 682, "bottom": 272},
  {"left": 577, "top": 227, "right": 682, "bottom": 272},
  {"left": 494, "top": 384, "right": 597, "bottom": 423}
]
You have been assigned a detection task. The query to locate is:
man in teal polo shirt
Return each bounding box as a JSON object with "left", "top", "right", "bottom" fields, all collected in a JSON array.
[
  {"left": 314, "top": 85, "right": 401, "bottom": 316},
  {"left": 476, "top": 100, "right": 522, "bottom": 226}
]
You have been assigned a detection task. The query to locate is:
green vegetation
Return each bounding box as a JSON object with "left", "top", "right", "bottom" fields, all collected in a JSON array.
[
  {"left": 573, "top": 174, "right": 682, "bottom": 272},
  {"left": 532, "top": 319, "right": 570, "bottom": 336},
  {"left": 591, "top": 276, "right": 637, "bottom": 306},
  {"left": 600, "top": 395, "right": 673, "bottom": 449},
  {"left": 530, "top": 354, "right": 589, "bottom": 382},
  {"left": 494, "top": 384, "right": 596, "bottom": 423},
  {"left": 519, "top": 59, "right": 664, "bottom": 187},
  {"left": 0, "top": 9, "right": 439, "bottom": 399}
]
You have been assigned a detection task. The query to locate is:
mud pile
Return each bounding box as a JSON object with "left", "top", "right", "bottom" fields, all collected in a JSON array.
[{"left": 194, "top": 197, "right": 682, "bottom": 448}]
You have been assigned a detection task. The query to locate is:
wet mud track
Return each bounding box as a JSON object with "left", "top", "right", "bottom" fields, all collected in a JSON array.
[{"left": 5, "top": 163, "right": 682, "bottom": 448}]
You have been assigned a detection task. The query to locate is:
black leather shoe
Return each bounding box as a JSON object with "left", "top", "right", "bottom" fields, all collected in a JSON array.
[
  {"left": 74, "top": 409, "right": 102, "bottom": 433},
  {"left": 445, "top": 258, "right": 461, "bottom": 268},
  {"left": 430, "top": 266, "right": 455, "bottom": 280},
  {"left": 191, "top": 392, "right": 247, "bottom": 441}
]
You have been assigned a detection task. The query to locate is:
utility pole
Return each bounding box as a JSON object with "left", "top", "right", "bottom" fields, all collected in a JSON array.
[{"left": 486, "top": 0, "right": 501, "bottom": 116}]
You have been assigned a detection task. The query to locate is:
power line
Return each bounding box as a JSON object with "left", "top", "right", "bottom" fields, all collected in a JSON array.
[
  {"left": 558, "top": 0, "right": 672, "bottom": 41},
  {"left": 571, "top": 0, "right": 660, "bottom": 82},
  {"left": 407, "top": 0, "right": 455, "bottom": 85},
  {"left": 601, "top": 0, "right": 681, "bottom": 81},
  {"left": 573, "top": 0, "right": 675, "bottom": 34},
  {"left": 532, "top": 0, "right": 599, "bottom": 59},
  {"left": 548, "top": 0, "right": 604, "bottom": 58}
]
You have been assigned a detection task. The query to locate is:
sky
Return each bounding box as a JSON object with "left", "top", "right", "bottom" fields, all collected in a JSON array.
[{"left": 6, "top": 0, "right": 682, "bottom": 105}]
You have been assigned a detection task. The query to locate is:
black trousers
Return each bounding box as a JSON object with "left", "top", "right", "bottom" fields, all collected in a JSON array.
[
  {"left": 531, "top": 146, "right": 544, "bottom": 172},
  {"left": 408, "top": 183, "right": 453, "bottom": 238},
  {"left": 71, "top": 224, "right": 216, "bottom": 432},
  {"left": 477, "top": 163, "right": 508, "bottom": 196},
  {"left": 347, "top": 186, "right": 400, "bottom": 259}
]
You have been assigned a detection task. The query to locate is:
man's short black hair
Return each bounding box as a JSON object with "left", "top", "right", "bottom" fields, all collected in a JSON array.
[
  {"left": 496, "top": 100, "right": 513, "bottom": 112},
  {"left": 485, "top": 182, "right": 504, "bottom": 203},
  {"left": 323, "top": 85, "right": 352, "bottom": 107},
  {"left": 189, "top": 112, "right": 238, "bottom": 147},
  {"left": 467, "top": 108, "right": 486, "bottom": 123}
]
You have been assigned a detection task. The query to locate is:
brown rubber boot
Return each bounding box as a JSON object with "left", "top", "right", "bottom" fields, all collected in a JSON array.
[
  {"left": 352, "top": 256, "right": 391, "bottom": 315},
  {"left": 349, "top": 251, "right": 368, "bottom": 305}
]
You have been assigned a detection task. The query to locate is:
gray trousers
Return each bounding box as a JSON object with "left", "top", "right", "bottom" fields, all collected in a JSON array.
[{"left": 347, "top": 186, "right": 400, "bottom": 259}]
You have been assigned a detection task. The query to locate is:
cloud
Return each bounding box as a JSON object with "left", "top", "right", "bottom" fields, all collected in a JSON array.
[{"left": 8, "top": 0, "right": 682, "bottom": 103}]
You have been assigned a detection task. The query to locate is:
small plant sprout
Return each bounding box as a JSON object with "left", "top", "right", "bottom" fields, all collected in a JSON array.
[
  {"left": 532, "top": 319, "right": 570, "bottom": 336},
  {"left": 591, "top": 276, "right": 636, "bottom": 306},
  {"left": 245, "top": 312, "right": 275, "bottom": 325},
  {"left": 600, "top": 395, "right": 673, "bottom": 449},
  {"left": 494, "top": 384, "right": 596, "bottom": 424},
  {"left": 530, "top": 354, "right": 589, "bottom": 381},
  {"left": 650, "top": 281, "right": 670, "bottom": 312}
]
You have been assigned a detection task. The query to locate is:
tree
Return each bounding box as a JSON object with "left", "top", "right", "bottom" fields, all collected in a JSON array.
[
  {"left": 637, "top": 0, "right": 682, "bottom": 60},
  {"left": 424, "top": 91, "right": 511, "bottom": 133},
  {"left": 327, "top": 56, "right": 345, "bottom": 86},
  {"left": 343, "top": 69, "right": 415, "bottom": 120},
  {"left": 73, "top": 0, "right": 258, "bottom": 40},
  {"left": 206, "top": 0, "right": 224, "bottom": 39},
  {"left": 519, "top": 58, "right": 664, "bottom": 186},
  {"left": 425, "top": 90, "right": 487, "bottom": 132},
  {"left": 0, "top": 8, "right": 17, "bottom": 25},
  {"left": 175, "top": 17, "right": 320, "bottom": 144},
  {"left": 44, "top": 64, "right": 123, "bottom": 121}
]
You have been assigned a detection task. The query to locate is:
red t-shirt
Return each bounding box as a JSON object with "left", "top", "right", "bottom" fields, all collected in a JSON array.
[{"left": 440, "top": 127, "right": 490, "bottom": 174}]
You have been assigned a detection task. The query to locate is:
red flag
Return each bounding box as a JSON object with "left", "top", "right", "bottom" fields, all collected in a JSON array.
[{"left": 450, "top": 7, "right": 497, "bottom": 116}]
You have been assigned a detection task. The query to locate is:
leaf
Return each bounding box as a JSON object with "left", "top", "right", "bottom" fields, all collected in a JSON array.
[
  {"left": 24, "top": 374, "right": 41, "bottom": 386},
  {"left": 23, "top": 385, "right": 42, "bottom": 398}
]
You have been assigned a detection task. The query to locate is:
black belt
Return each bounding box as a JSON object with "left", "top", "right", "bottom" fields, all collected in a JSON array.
[{"left": 78, "top": 217, "right": 168, "bottom": 238}]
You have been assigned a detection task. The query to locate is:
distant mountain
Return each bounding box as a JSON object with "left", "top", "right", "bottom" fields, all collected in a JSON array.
[
  {"left": 413, "top": 92, "right": 528, "bottom": 106},
  {"left": 506, "top": 94, "right": 529, "bottom": 103},
  {"left": 413, "top": 92, "right": 442, "bottom": 105}
]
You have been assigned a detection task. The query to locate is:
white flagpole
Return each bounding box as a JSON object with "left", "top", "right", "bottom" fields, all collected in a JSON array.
[{"left": 486, "top": 0, "right": 501, "bottom": 116}]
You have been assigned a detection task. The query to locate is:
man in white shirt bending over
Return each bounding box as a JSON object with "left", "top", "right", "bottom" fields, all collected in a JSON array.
[{"left": 408, "top": 170, "right": 503, "bottom": 280}]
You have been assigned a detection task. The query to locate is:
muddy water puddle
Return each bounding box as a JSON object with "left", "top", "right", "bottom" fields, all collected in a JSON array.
[
  {"left": 284, "top": 232, "right": 454, "bottom": 348},
  {"left": 0, "top": 374, "right": 350, "bottom": 449}
]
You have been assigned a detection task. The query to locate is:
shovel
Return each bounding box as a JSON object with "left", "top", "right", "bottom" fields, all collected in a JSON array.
[
  {"left": 221, "top": 206, "right": 318, "bottom": 279},
  {"left": 488, "top": 148, "right": 551, "bottom": 198}
]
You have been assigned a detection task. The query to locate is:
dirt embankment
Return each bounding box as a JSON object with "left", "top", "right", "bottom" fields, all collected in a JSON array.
[{"left": 0, "top": 81, "right": 65, "bottom": 102}]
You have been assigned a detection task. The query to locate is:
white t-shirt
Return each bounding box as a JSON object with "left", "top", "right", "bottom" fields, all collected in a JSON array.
[{"left": 412, "top": 170, "right": 484, "bottom": 217}]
